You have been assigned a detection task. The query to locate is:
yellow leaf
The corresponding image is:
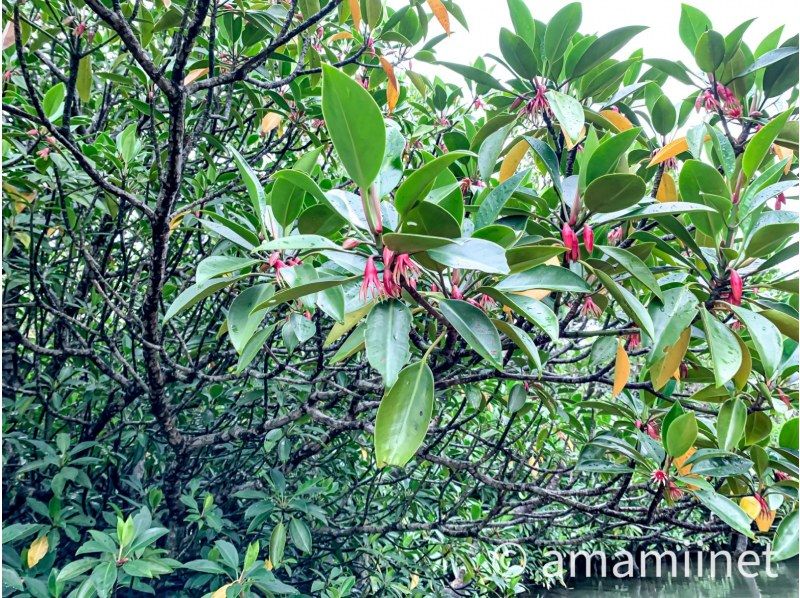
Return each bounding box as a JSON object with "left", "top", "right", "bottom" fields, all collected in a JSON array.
[
  {"left": 740, "top": 496, "right": 761, "bottom": 520},
  {"left": 650, "top": 328, "right": 690, "bottom": 390},
  {"left": 756, "top": 508, "right": 776, "bottom": 532},
  {"left": 409, "top": 574, "right": 420, "bottom": 590},
  {"left": 599, "top": 109, "right": 633, "bottom": 132},
  {"left": 260, "top": 112, "right": 282, "bottom": 136},
  {"left": 612, "top": 340, "right": 630, "bottom": 397},
  {"left": 514, "top": 289, "right": 551, "bottom": 301},
  {"left": 773, "top": 144, "right": 794, "bottom": 174},
  {"left": 427, "top": 0, "right": 450, "bottom": 35},
  {"left": 169, "top": 211, "right": 187, "bottom": 232},
  {"left": 264, "top": 559, "right": 273, "bottom": 571},
  {"left": 183, "top": 67, "right": 209, "bottom": 85},
  {"left": 733, "top": 335, "right": 752, "bottom": 391},
  {"left": 3, "top": 181, "right": 36, "bottom": 213},
  {"left": 656, "top": 171, "right": 677, "bottom": 202},
  {"left": 379, "top": 56, "right": 399, "bottom": 114},
  {"left": 27, "top": 535, "right": 48, "bottom": 568},
  {"left": 329, "top": 31, "right": 353, "bottom": 42},
  {"left": 360, "top": 447, "right": 368, "bottom": 460},
  {"left": 648, "top": 135, "right": 711, "bottom": 167},
  {"left": 212, "top": 583, "right": 232, "bottom": 598},
  {"left": 561, "top": 125, "right": 585, "bottom": 150},
  {"left": 348, "top": 0, "right": 361, "bottom": 30},
  {"left": 499, "top": 139, "right": 529, "bottom": 183}
]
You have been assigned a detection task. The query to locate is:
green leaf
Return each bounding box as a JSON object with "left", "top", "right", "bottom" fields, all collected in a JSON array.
[
  {"left": 694, "top": 489, "right": 755, "bottom": 538},
  {"left": 545, "top": 90, "right": 584, "bottom": 141},
  {"left": 745, "top": 210, "right": 798, "bottom": 258},
  {"left": 329, "top": 323, "right": 366, "bottom": 364},
  {"left": 507, "top": 0, "right": 536, "bottom": 50},
  {"left": 478, "top": 125, "right": 511, "bottom": 181},
  {"left": 497, "top": 264, "right": 591, "bottom": 293},
  {"left": 228, "top": 284, "right": 274, "bottom": 354},
  {"left": 544, "top": 3, "right": 582, "bottom": 63},
  {"left": 252, "top": 277, "right": 354, "bottom": 312},
  {"left": 321, "top": 64, "right": 385, "bottom": 189},
  {"left": 436, "top": 61, "right": 506, "bottom": 91},
  {"left": 427, "top": 238, "right": 510, "bottom": 274},
  {"left": 197, "top": 256, "right": 258, "bottom": 284},
  {"left": 506, "top": 245, "right": 566, "bottom": 272},
  {"left": 694, "top": 30, "right": 726, "bottom": 73},
  {"left": 779, "top": 417, "right": 798, "bottom": 450},
  {"left": 524, "top": 136, "right": 562, "bottom": 195},
  {"left": 229, "top": 145, "right": 267, "bottom": 228},
  {"left": 730, "top": 47, "right": 798, "bottom": 80},
  {"left": 269, "top": 522, "right": 286, "bottom": 566},
  {"left": 584, "top": 128, "right": 641, "bottom": 184},
  {"left": 597, "top": 245, "right": 662, "bottom": 300},
  {"left": 665, "top": 412, "right": 698, "bottom": 457},
  {"left": 729, "top": 305, "right": 782, "bottom": 380},
  {"left": 374, "top": 361, "right": 434, "bottom": 467},
  {"left": 772, "top": 511, "right": 799, "bottom": 561},
  {"left": 77, "top": 56, "right": 92, "bottom": 103},
  {"left": 439, "top": 299, "right": 503, "bottom": 369},
  {"left": 257, "top": 235, "right": 339, "bottom": 252},
  {"left": 647, "top": 286, "right": 700, "bottom": 364},
  {"left": 56, "top": 558, "right": 99, "bottom": 583},
  {"left": 395, "top": 151, "right": 475, "bottom": 216},
  {"left": 593, "top": 269, "right": 655, "bottom": 339},
  {"left": 164, "top": 276, "right": 244, "bottom": 321},
  {"left": 90, "top": 561, "right": 118, "bottom": 598},
  {"left": 717, "top": 398, "right": 747, "bottom": 451},
  {"left": 289, "top": 519, "right": 312, "bottom": 553},
  {"left": 475, "top": 170, "right": 528, "bottom": 229},
  {"left": 763, "top": 39, "right": 799, "bottom": 98},
  {"left": 492, "top": 318, "right": 542, "bottom": 373},
  {"left": 700, "top": 307, "right": 743, "bottom": 387},
  {"left": 480, "top": 287, "right": 558, "bottom": 341},
  {"left": 572, "top": 26, "right": 647, "bottom": 79},
  {"left": 499, "top": 28, "right": 538, "bottom": 79},
  {"left": 382, "top": 233, "right": 452, "bottom": 254},
  {"left": 742, "top": 110, "right": 792, "bottom": 179},
  {"left": 678, "top": 4, "right": 712, "bottom": 53},
  {"left": 366, "top": 300, "right": 412, "bottom": 386},
  {"left": 42, "top": 82, "right": 66, "bottom": 121},
  {"left": 584, "top": 174, "right": 645, "bottom": 213}
]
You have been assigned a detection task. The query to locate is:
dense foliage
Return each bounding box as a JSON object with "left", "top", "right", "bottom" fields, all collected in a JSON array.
[{"left": 2, "top": 0, "right": 799, "bottom": 595}]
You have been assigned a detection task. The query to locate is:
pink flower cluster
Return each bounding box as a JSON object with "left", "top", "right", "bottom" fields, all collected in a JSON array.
[
  {"left": 561, "top": 224, "right": 593, "bottom": 263},
  {"left": 359, "top": 249, "right": 420, "bottom": 300},
  {"left": 695, "top": 83, "right": 742, "bottom": 119}
]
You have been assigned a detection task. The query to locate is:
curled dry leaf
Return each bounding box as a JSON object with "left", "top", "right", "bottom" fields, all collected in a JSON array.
[
  {"left": 599, "top": 109, "right": 634, "bottom": 132},
  {"left": 183, "top": 67, "right": 209, "bottom": 85},
  {"left": 260, "top": 112, "right": 282, "bottom": 136}
]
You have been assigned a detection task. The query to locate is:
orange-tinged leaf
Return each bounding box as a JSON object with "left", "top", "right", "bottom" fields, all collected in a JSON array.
[
  {"left": 650, "top": 328, "right": 690, "bottom": 390},
  {"left": 773, "top": 144, "right": 794, "bottom": 174},
  {"left": 499, "top": 139, "right": 529, "bottom": 183},
  {"left": 264, "top": 559, "right": 273, "bottom": 571},
  {"left": 212, "top": 583, "right": 232, "bottom": 598},
  {"left": 740, "top": 496, "right": 761, "bottom": 520},
  {"left": 329, "top": 31, "right": 353, "bottom": 42},
  {"left": 379, "top": 56, "right": 399, "bottom": 114},
  {"left": 27, "top": 535, "right": 48, "bottom": 568},
  {"left": 674, "top": 447, "right": 696, "bottom": 476},
  {"left": 169, "top": 211, "right": 187, "bottom": 232},
  {"left": 599, "top": 109, "right": 633, "bottom": 132},
  {"left": 3, "top": 22, "right": 15, "bottom": 50},
  {"left": 348, "top": 0, "right": 361, "bottom": 30},
  {"left": 756, "top": 508, "right": 776, "bottom": 532},
  {"left": 427, "top": 0, "right": 450, "bottom": 35},
  {"left": 260, "top": 112, "right": 282, "bottom": 135},
  {"left": 656, "top": 171, "right": 677, "bottom": 202},
  {"left": 183, "top": 67, "right": 209, "bottom": 85},
  {"left": 562, "top": 125, "right": 586, "bottom": 150},
  {"left": 612, "top": 340, "right": 630, "bottom": 397},
  {"left": 648, "top": 135, "right": 711, "bottom": 167}
]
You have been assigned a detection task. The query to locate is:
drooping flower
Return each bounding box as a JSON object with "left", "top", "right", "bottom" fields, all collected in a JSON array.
[
  {"left": 360, "top": 256, "right": 381, "bottom": 300},
  {"left": 36, "top": 147, "right": 50, "bottom": 160},
  {"left": 775, "top": 192, "right": 787, "bottom": 210},
  {"left": 582, "top": 225, "right": 594, "bottom": 253},
  {"left": 607, "top": 226, "right": 623, "bottom": 245},
  {"left": 478, "top": 293, "right": 496, "bottom": 310},
  {"left": 775, "top": 471, "right": 790, "bottom": 482},
  {"left": 777, "top": 389, "right": 792, "bottom": 409},
  {"left": 450, "top": 285, "right": 463, "bottom": 300},
  {"left": 628, "top": 332, "right": 641, "bottom": 350},
  {"left": 729, "top": 269, "right": 743, "bottom": 305},
  {"left": 74, "top": 22, "right": 86, "bottom": 37},
  {"left": 392, "top": 253, "right": 420, "bottom": 288},
  {"left": 341, "top": 238, "right": 360, "bottom": 250},
  {"left": 651, "top": 469, "right": 668, "bottom": 486},
  {"left": 679, "top": 362, "right": 689, "bottom": 379},
  {"left": 695, "top": 89, "right": 719, "bottom": 113},
  {"left": 382, "top": 246, "right": 395, "bottom": 269},
  {"left": 580, "top": 297, "right": 602, "bottom": 319},
  {"left": 471, "top": 97, "right": 485, "bottom": 110},
  {"left": 667, "top": 481, "right": 683, "bottom": 501},
  {"left": 646, "top": 421, "right": 660, "bottom": 441}
]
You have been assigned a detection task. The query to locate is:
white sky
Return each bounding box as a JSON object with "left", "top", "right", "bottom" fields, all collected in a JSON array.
[{"left": 403, "top": 0, "right": 798, "bottom": 97}]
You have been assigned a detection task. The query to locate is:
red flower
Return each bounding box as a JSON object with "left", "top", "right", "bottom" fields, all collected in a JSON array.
[
  {"left": 561, "top": 224, "right": 579, "bottom": 262},
  {"left": 341, "top": 238, "right": 359, "bottom": 249},
  {"left": 646, "top": 421, "right": 660, "bottom": 441},
  {"left": 608, "top": 226, "right": 623, "bottom": 245},
  {"left": 360, "top": 256, "right": 381, "bottom": 300},
  {"left": 775, "top": 192, "right": 786, "bottom": 210},
  {"left": 74, "top": 22, "right": 86, "bottom": 37},
  {"left": 729, "top": 269, "right": 743, "bottom": 305},
  {"left": 582, "top": 225, "right": 594, "bottom": 253},
  {"left": 651, "top": 469, "right": 668, "bottom": 486},
  {"left": 36, "top": 147, "right": 50, "bottom": 160},
  {"left": 478, "top": 293, "right": 496, "bottom": 310},
  {"left": 775, "top": 471, "right": 790, "bottom": 482},
  {"left": 580, "top": 297, "right": 602, "bottom": 319},
  {"left": 667, "top": 481, "right": 683, "bottom": 501},
  {"left": 778, "top": 389, "right": 792, "bottom": 409},
  {"left": 450, "top": 285, "right": 463, "bottom": 300},
  {"left": 392, "top": 253, "right": 420, "bottom": 288},
  {"left": 695, "top": 90, "right": 719, "bottom": 112},
  {"left": 628, "top": 332, "right": 641, "bottom": 350}
]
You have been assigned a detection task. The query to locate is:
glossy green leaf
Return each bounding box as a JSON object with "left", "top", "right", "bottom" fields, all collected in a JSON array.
[
  {"left": 497, "top": 264, "right": 592, "bottom": 293},
  {"left": 694, "top": 489, "right": 755, "bottom": 538},
  {"left": 584, "top": 174, "right": 646, "bottom": 213},
  {"left": 597, "top": 245, "right": 662, "bottom": 300},
  {"left": 545, "top": 90, "right": 584, "bottom": 141},
  {"left": 729, "top": 305, "right": 782, "bottom": 380},
  {"left": 593, "top": 269, "right": 655, "bottom": 339},
  {"left": 717, "top": 398, "right": 747, "bottom": 451},
  {"left": 427, "top": 238, "right": 510, "bottom": 274},
  {"left": 439, "top": 299, "right": 503, "bottom": 369},
  {"left": 700, "top": 307, "right": 743, "bottom": 387},
  {"left": 665, "top": 412, "right": 698, "bottom": 457},
  {"left": 366, "top": 300, "right": 412, "bottom": 386}
]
